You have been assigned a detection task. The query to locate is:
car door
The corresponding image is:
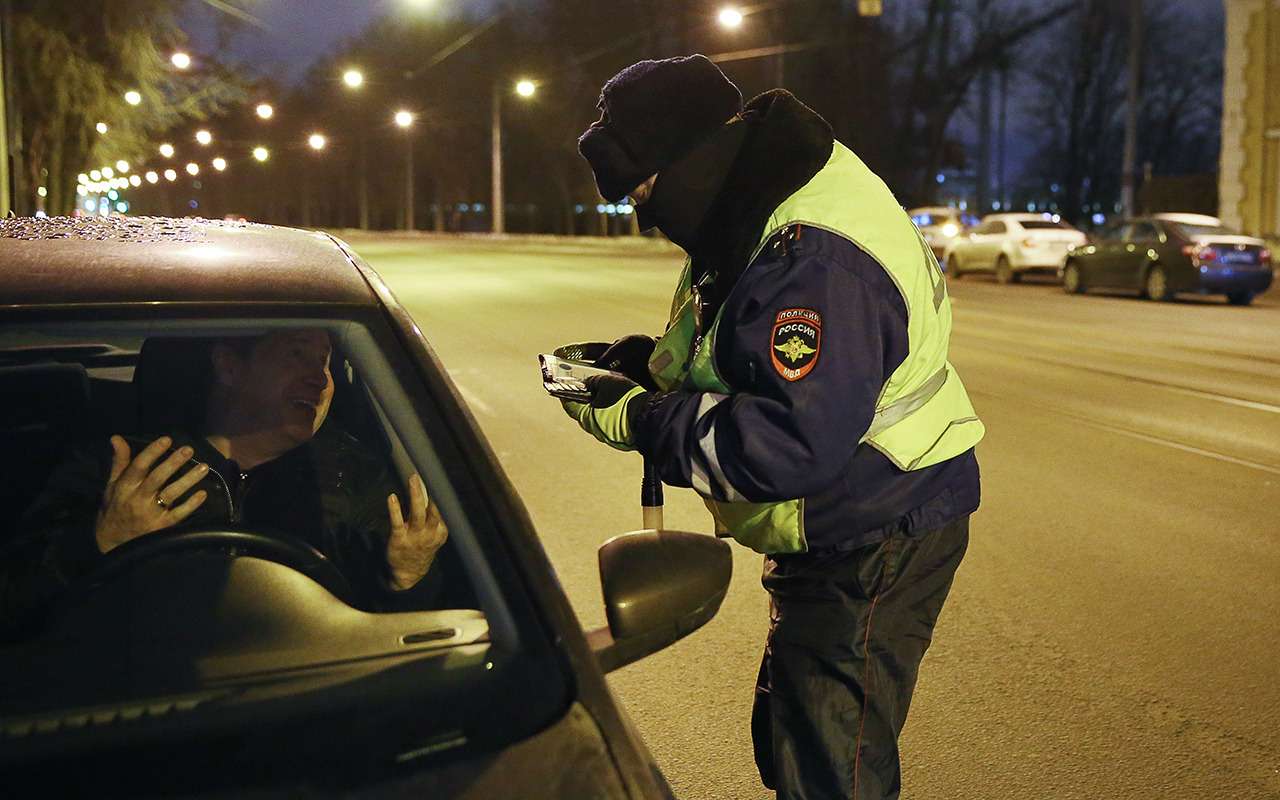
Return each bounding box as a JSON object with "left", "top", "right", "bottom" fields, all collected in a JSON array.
[
  {"left": 1117, "top": 221, "right": 1160, "bottom": 289},
  {"left": 1093, "top": 223, "right": 1135, "bottom": 287},
  {"left": 950, "top": 220, "right": 984, "bottom": 271},
  {"left": 977, "top": 220, "right": 1007, "bottom": 267}
]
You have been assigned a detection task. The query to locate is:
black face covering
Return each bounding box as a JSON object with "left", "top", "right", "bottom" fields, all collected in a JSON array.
[{"left": 635, "top": 119, "right": 749, "bottom": 251}]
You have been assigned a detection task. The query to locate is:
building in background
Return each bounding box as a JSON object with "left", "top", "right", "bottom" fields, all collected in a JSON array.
[{"left": 1219, "top": 0, "right": 1279, "bottom": 237}]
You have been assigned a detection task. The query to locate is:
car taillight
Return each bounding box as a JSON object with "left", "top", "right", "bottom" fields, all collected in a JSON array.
[
  {"left": 1262, "top": 249, "right": 1272, "bottom": 266},
  {"left": 1182, "top": 244, "right": 1217, "bottom": 262}
]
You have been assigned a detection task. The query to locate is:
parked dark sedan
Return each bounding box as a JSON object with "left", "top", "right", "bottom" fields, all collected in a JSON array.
[
  {"left": 0, "top": 216, "right": 732, "bottom": 797},
  {"left": 1061, "top": 213, "right": 1273, "bottom": 305}
]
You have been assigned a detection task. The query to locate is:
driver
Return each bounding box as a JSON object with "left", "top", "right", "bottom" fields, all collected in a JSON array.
[{"left": 2, "top": 330, "right": 449, "bottom": 631}]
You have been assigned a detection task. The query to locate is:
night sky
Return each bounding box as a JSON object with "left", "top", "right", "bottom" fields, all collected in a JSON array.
[
  {"left": 184, "top": 0, "right": 497, "bottom": 86},
  {"left": 183, "top": 0, "right": 1227, "bottom": 191}
]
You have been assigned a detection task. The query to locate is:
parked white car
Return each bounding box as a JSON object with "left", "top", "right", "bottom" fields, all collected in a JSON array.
[
  {"left": 908, "top": 206, "right": 977, "bottom": 261},
  {"left": 943, "top": 213, "right": 1088, "bottom": 283}
]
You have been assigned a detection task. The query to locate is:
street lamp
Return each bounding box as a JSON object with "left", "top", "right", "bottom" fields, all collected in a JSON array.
[
  {"left": 124, "top": 90, "right": 142, "bottom": 106},
  {"left": 145, "top": 171, "right": 159, "bottom": 184},
  {"left": 718, "top": 7, "right": 744, "bottom": 28},
  {"left": 212, "top": 157, "right": 227, "bottom": 172},
  {"left": 129, "top": 175, "right": 142, "bottom": 187},
  {"left": 252, "top": 146, "right": 270, "bottom": 162},
  {"left": 102, "top": 167, "right": 115, "bottom": 179},
  {"left": 171, "top": 51, "right": 191, "bottom": 70},
  {"left": 164, "top": 169, "right": 178, "bottom": 181},
  {"left": 304, "top": 132, "right": 330, "bottom": 227},
  {"left": 195, "top": 130, "right": 213, "bottom": 146},
  {"left": 343, "top": 68, "right": 369, "bottom": 228},
  {"left": 95, "top": 122, "right": 109, "bottom": 134},
  {"left": 185, "top": 162, "right": 199, "bottom": 176},
  {"left": 492, "top": 78, "right": 536, "bottom": 234},
  {"left": 394, "top": 110, "right": 415, "bottom": 231},
  {"left": 256, "top": 103, "right": 274, "bottom": 120},
  {"left": 159, "top": 143, "right": 175, "bottom": 158}
]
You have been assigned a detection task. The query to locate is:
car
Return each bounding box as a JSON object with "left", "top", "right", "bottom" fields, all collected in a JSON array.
[
  {"left": 1061, "top": 213, "right": 1273, "bottom": 305},
  {"left": 942, "top": 213, "right": 1088, "bottom": 284},
  {"left": 0, "top": 215, "right": 732, "bottom": 797},
  {"left": 908, "top": 206, "right": 977, "bottom": 262}
]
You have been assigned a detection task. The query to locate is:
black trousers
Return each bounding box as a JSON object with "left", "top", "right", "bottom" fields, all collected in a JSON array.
[{"left": 752, "top": 516, "right": 969, "bottom": 800}]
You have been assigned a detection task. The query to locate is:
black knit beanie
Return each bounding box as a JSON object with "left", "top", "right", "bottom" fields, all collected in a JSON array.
[{"left": 578, "top": 55, "right": 743, "bottom": 202}]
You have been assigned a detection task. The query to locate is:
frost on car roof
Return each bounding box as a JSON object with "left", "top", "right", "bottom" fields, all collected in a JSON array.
[
  {"left": 0, "top": 215, "right": 251, "bottom": 243},
  {"left": 0, "top": 216, "right": 377, "bottom": 308}
]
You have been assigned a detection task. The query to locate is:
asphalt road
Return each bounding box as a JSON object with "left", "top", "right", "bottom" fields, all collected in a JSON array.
[{"left": 347, "top": 233, "right": 1280, "bottom": 800}]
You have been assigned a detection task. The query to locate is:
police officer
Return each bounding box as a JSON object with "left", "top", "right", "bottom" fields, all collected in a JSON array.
[{"left": 561, "top": 55, "right": 984, "bottom": 800}]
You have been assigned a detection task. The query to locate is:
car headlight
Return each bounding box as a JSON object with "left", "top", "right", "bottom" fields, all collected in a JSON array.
[{"left": 941, "top": 223, "right": 959, "bottom": 238}]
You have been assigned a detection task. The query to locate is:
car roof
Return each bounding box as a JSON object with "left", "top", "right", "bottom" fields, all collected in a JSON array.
[
  {"left": 1152, "top": 212, "right": 1222, "bottom": 227},
  {"left": 0, "top": 216, "right": 378, "bottom": 309}
]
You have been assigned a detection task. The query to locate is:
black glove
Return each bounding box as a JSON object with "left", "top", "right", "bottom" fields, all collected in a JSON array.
[
  {"left": 553, "top": 341, "right": 611, "bottom": 363},
  {"left": 594, "top": 334, "right": 658, "bottom": 390}
]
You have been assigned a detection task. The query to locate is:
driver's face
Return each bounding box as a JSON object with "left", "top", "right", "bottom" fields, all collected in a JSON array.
[{"left": 229, "top": 330, "right": 334, "bottom": 446}]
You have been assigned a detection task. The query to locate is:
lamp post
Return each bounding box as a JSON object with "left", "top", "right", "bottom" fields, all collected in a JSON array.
[
  {"left": 305, "top": 133, "right": 327, "bottom": 228},
  {"left": 252, "top": 146, "right": 270, "bottom": 221},
  {"left": 395, "top": 110, "right": 415, "bottom": 231},
  {"left": 492, "top": 78, "right": 536, "bottom": 234},
  {"left": 342, "top": 68, "right": 369, "bottom": 230}
]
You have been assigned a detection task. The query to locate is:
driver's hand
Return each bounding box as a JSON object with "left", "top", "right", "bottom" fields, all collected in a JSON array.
[
  {"left": 385, "top": 473, "right": 448, "bottom": 591},
  {"left": 94, "top": 435, "right": 210, "bottom": 554}
]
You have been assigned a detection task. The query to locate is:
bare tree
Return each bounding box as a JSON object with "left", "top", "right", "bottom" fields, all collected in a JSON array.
[{"left": 1024, "top": 0, "right": 1223, "bottom": 223}]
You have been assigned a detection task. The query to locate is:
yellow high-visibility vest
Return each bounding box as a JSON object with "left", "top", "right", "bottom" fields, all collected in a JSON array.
[{"left": 649, "top": 141, "right": 984, "bottom": 554}]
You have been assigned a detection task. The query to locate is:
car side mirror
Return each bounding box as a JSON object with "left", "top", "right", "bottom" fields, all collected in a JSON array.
[{"left": 586, "top": 529, "right": 732, "bottom": 673}]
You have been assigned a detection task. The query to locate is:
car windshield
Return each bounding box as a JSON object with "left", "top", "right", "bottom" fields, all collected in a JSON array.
[
  {"left": 0, "top": 313, "right": 568, "bottom": 789},
  {"left": 1020, "top": 220, "right": 1072, "bottom": 230}
]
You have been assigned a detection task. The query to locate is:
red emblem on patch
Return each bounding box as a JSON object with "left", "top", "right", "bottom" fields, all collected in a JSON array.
[{"left": 770, "top": 308, "right": 821, "bottom": 381}]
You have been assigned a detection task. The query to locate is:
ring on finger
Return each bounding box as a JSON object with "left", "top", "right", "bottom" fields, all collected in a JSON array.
[{"left": 156, "top": 495, "right": 169, "bottom": 510}]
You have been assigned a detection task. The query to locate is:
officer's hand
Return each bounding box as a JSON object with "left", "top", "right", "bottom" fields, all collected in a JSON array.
[
  {"left": 386, "top": 473, "right": 448, "bottom": 591},
  {"left": 95, "top": 435, "right": 210, "bottom": 553},
  {"left": 560, "top": 374, "right": 652, "bottom": 452},
  {"left": 594, "top": 334, "right": 658, "bottom": 390}
]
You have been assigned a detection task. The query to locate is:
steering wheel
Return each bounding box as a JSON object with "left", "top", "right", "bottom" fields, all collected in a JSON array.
[{"left": 77, "top": 527, "right": 355, "bottom": 604}]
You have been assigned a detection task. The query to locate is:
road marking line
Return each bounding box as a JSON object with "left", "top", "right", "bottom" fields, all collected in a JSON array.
[
  {"left": 971, "top": 389, "right": 1280, "bottom": 476},
  {"left": 450, "top": 380, "right": 494, "bottom": 417},
  {"left": 959, "top": 339, "right": 1280, "bottom": 415}
]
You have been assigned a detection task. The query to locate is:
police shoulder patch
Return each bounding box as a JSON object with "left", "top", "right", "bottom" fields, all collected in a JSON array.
[{"left": 770, "top": 308, "right": 821, "bottom": 381}]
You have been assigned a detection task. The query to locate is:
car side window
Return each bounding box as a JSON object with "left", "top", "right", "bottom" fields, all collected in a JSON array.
[
  {"left": 1, "top": 324, "right": 482, "bottom": 642},
  {"left": 1132, "top": 222, "right": 1158, "bottom": 242},
  {"left": 988, "top": 221, "right": 1007, "bottom": 235}
]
